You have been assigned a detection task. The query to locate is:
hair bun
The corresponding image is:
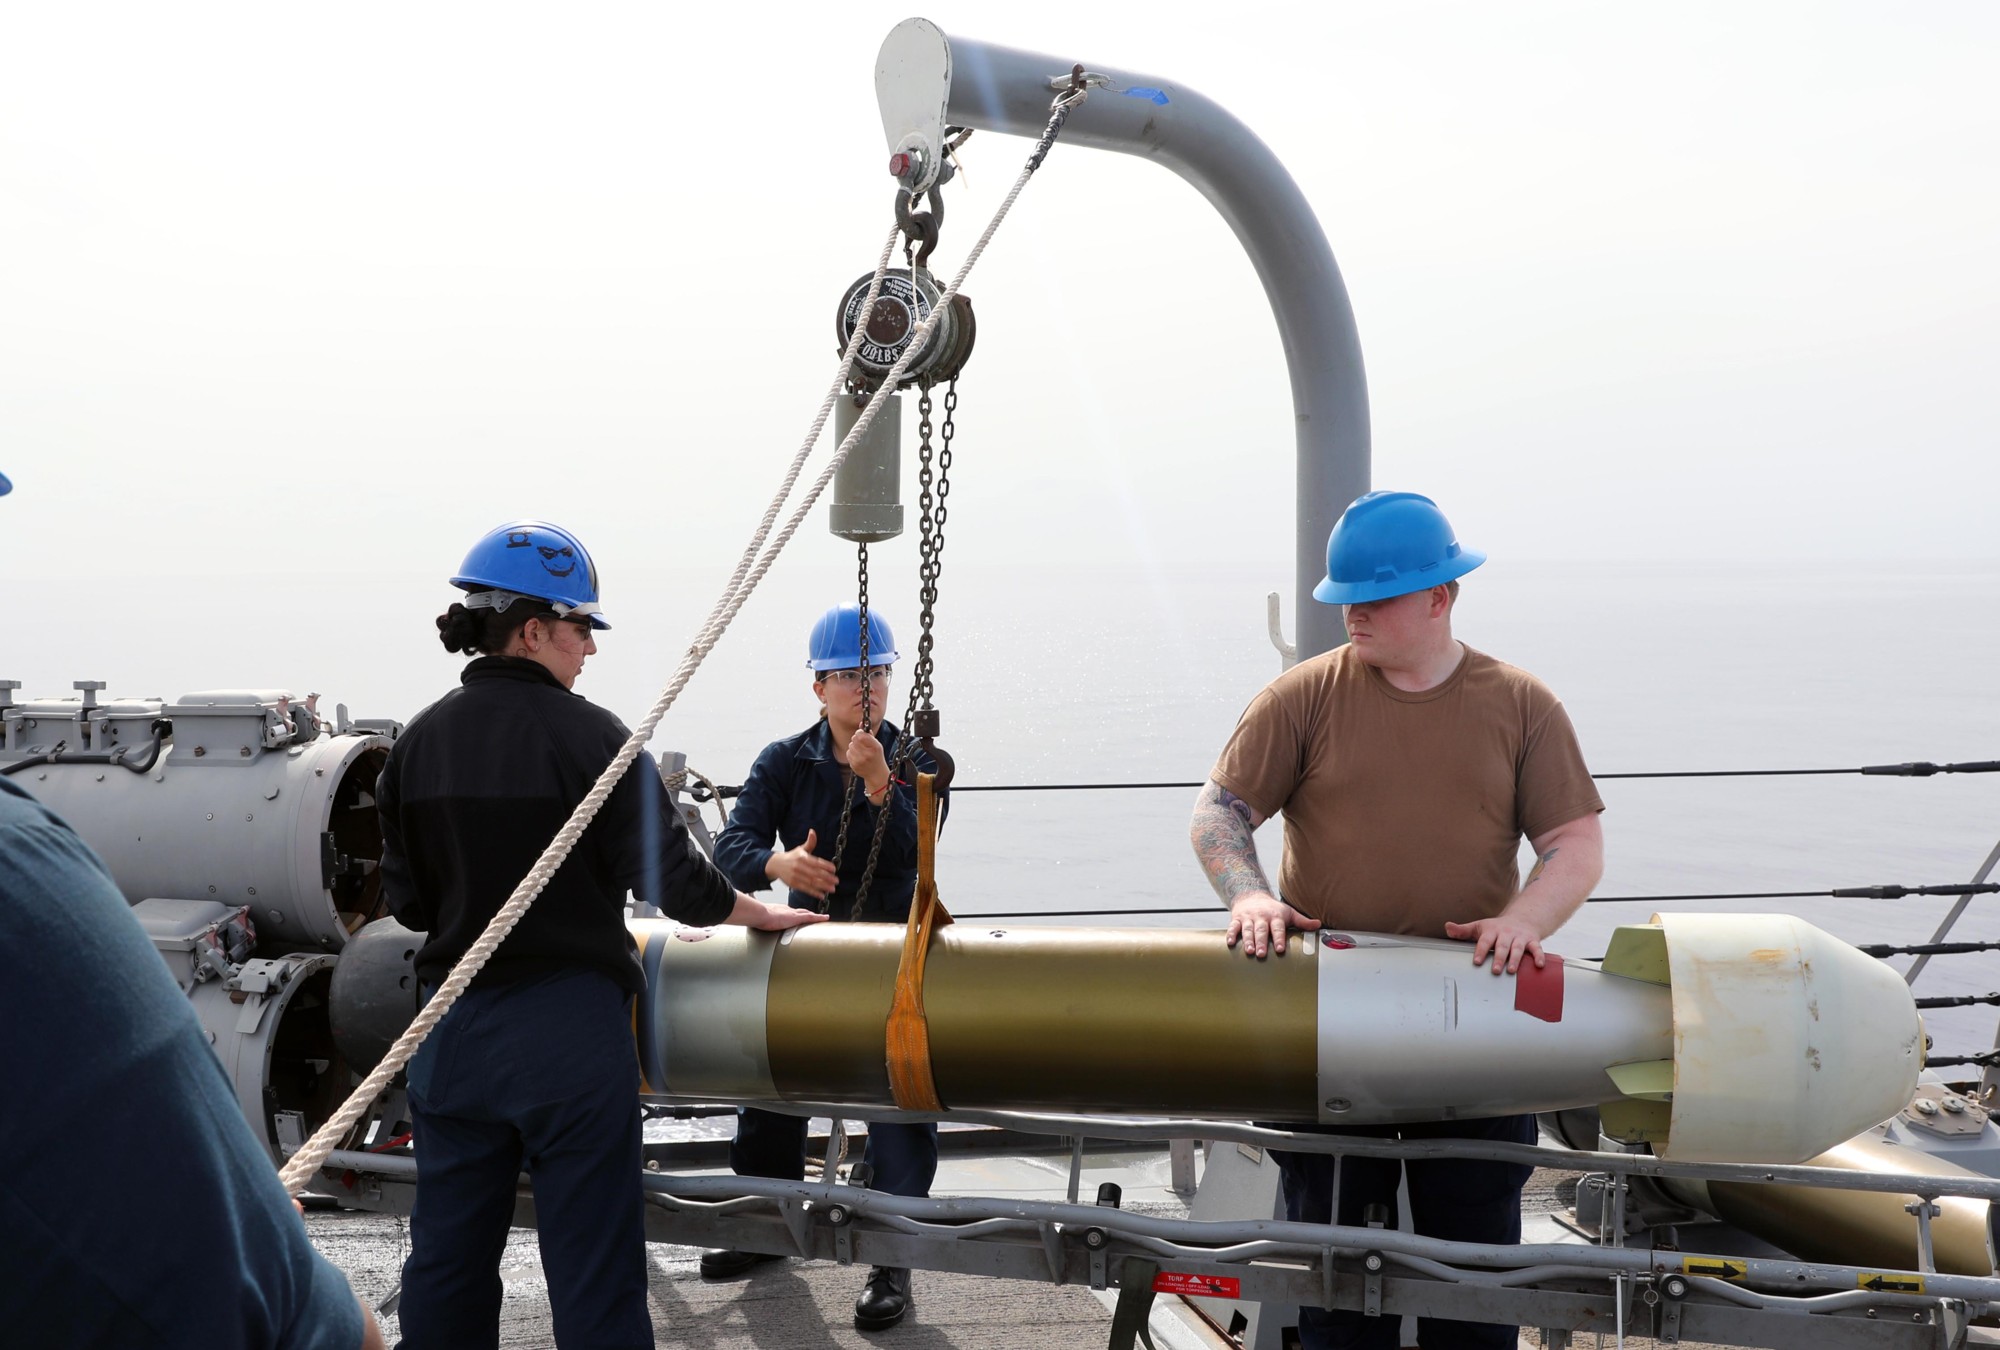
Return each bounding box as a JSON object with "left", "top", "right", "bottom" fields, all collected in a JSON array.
[{"left": 437, "top": 602, "right": 480, "bottom": 654}]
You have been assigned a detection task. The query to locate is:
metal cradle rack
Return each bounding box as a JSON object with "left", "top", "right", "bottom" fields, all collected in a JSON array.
[{"left": 315, "top": 1105, "right": 2000, "bottom": 1350}]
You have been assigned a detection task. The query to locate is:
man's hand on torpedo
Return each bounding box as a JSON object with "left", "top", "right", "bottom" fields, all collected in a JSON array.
[
  {"left": 1226, "top": 892, "right": 1322, "bottom": 959},
  {"left": 1444, "top": 913, "right": 1546, "bottom": 976}
]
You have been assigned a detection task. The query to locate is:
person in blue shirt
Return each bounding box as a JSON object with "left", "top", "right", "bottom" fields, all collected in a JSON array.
[
  {"left": 706, "top": 603, "right": 944, "bottom": 1333},
  {"left": 0, "top": 776, "right": 384, "bottom": 1350}
]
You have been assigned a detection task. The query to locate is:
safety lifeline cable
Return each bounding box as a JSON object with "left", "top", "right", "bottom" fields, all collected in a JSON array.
[{"left": 279, "top": 82, "right": 1090, "bottom": 1193}]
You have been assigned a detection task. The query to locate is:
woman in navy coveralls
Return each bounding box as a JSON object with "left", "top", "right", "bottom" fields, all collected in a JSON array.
[{"left": 705, "top": 603, "right": 942, "bottom": 1332}]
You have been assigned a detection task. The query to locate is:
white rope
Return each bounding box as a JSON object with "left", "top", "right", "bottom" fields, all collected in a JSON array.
[
  {"left": 662, "top": 764, "right": 731, "bottom": 826},
  {"left": 280, "top": 91, "right": 1085, "bottom": 1194}
]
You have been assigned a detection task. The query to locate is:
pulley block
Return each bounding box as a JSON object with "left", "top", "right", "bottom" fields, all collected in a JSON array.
[{"left": 834, "top": 267, "right": 976, "bottom": 390}]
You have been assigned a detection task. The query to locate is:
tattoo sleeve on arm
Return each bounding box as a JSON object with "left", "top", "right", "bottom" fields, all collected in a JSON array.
[
  {"left": 1190, "top": 781, "right": 1275, "bottom": 905},
  {"left": 1523, "top": 846, "right": 1558, "bottom": 889}
]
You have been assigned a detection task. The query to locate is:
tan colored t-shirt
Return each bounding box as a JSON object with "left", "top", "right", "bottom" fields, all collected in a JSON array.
[{"left": 1211, "top": 643, "right": 1603, "bottom": 936}]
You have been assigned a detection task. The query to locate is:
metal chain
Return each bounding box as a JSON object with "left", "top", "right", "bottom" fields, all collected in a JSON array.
[
  {"left": 934, "top": 377, "right": 956, "bottom": 631},
  {"left": 857, "top": 544, "right": 874, "bottom": 732},
  {"left": 851, "top": 377, "right": 958, "bottom": 913},
  {"left": 825, "top": 541, "right": 874, "bottom": 915},
  {"left": 850, "top": 785, "right": 901, "bottom": 919},
  {"left": 907, "top": 377, "right": 953, "bottom": 716},
  {"left": 910, "top": 382, "right": 940, "bottom": 712}
]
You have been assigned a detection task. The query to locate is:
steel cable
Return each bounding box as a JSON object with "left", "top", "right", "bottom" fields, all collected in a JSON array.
[
  {"left": 689, "top": 757, "right": 2000, "bottom": 798},
  {"left": 957, "top": 883, "right": 2000, "bottom": 921}
]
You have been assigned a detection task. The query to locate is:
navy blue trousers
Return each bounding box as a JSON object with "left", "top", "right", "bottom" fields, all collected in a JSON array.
[
  {"left": 398, "top": 969, "right": 650, "bottom": 1350},
  {"left": 1274, "top": 1114, "right": 1538, "bottom": 1350},
  {"left": 731, "top": 1107, "right": 938, "bottom": 1200}
]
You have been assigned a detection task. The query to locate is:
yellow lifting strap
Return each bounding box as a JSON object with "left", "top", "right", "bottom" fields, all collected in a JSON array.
[{"left": 886, "top": 771, "right": 953, "bottom": 1112}]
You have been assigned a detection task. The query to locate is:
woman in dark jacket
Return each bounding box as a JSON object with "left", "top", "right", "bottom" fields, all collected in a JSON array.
[
  {"left": 378, "top": 520, "right": 821, "bottom": 1350},
  {"left": 705, "top": 603, "right": 941, "bottom": 1332}
]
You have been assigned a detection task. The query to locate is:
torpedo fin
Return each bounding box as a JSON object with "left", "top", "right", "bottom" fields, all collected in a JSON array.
[
  {"left": 1601, "top": 924, "right": 1671, "bottom": 986},
  {"left": 1598, "top": 1097, "right": 1673, "bottom": 1146},
  {"left": 1605, "top": 1058, "right": 1675, "bottom": 1101}
]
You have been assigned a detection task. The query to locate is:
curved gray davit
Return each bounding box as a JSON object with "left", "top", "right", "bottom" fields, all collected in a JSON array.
[{"left": 876, "top": 18, "right": 1370, "bottom": 661}]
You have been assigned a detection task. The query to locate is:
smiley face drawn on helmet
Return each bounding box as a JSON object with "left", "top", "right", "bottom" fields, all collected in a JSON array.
[{"left": 501, "top": 528, "right": 577, "bottom": 578}]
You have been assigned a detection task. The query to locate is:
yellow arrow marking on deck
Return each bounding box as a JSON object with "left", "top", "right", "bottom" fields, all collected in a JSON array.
[{"left": 1681, "top": 1257, "right": 1747, "bottom": 1281}]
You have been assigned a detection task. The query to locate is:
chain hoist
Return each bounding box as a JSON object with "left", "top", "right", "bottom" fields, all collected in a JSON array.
[
  {"left": 850, "top": 373, "right": 958, "bottom": 911},
  {"left": 823, "top": 178, "right": 974, "bottom": 918}
]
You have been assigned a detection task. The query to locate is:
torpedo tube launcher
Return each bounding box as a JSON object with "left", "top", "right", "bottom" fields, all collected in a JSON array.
[{"left": 2, "top": 685, "right": 397, "bottom": 1160}]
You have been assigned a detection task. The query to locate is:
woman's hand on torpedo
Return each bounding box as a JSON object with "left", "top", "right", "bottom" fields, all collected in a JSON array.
[
  {"left": 729, "top": 891, "right": 831, "bottom": 931},
  {"left": 766, "top": 828, "right": 840, "bottom": 900}
]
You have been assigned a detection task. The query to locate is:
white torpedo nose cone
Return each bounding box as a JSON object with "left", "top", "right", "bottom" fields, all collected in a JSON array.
[{"left": 1601, "top": 913, "right": 1924, "bottom": 1164}]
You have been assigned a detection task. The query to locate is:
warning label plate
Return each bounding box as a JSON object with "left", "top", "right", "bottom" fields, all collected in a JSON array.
[{"left": 1154, "top": 1271, "right": 1243, "bottom": 1299}]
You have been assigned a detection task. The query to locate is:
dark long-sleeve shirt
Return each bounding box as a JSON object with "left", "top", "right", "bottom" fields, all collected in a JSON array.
[
  {"left": 377, "top": 656, "right": 735, "bottom": 995},
  {"left": 713, "top": 718, "right": 942, "bottom": 922},
  {"left": 0, "top": 780, "right": 364, "bottom": 1350}
]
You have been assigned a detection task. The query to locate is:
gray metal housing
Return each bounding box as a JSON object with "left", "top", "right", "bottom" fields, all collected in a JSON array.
[{"left": 2, "top": 685, "right": 394, "bottom": 951}]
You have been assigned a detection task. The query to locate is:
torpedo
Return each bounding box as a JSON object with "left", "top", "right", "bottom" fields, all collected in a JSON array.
[{"left": 628, "top": 912, "right": 1923, "bottom": 1166}]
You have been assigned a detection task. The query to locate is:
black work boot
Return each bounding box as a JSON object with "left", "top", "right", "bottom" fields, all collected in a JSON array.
[
  {"left": 699, "top": 1249, "right": 785, "bottom": 1279},
  {"left": 853, "top": 1265, "right": 911, "bottom": 1331}
]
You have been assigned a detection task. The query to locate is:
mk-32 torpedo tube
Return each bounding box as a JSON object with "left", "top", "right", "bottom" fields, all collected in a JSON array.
[
  {"left": 1, "top": 681, "right": 399, "bottom": 1161},
  {"left": 632, "top": 913, "right": 1925, "bottom": 1166}
]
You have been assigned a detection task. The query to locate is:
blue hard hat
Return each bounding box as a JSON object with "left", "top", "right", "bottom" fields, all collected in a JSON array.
[
  {"left": 449, "top": 520, "right": 610, "bottom": 629},
  {"left": 0, "top": 470, "right": 11, "bottom": 496},
  {"left": 807, "top": 603, "right": 899, "bottom": 671},
  {"left": 1312, "top": 491, "right": 1485, "bottom": 605}
]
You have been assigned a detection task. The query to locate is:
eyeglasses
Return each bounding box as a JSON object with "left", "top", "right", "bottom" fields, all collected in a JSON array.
[{"left": 820, "top": 666, "right": 894, "bottom": 687}]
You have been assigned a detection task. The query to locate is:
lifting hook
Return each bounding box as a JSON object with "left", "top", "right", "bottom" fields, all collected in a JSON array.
[{"left": 895, "top": 185, "right": 945, "bottom": 270}]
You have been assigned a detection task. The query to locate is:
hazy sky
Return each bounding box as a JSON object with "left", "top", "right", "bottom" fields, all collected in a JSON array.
[{"left": 3, "top": 2, "right": 1996, "bottom": 714}]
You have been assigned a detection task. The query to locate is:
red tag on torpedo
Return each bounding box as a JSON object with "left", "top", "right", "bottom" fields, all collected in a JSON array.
[
  {"left": 1514, "top": 955, "right": 1565, "bottom": 1022},
  {"left": 1154, "top": 1271, "right": 1242, "bottom": 1299}
]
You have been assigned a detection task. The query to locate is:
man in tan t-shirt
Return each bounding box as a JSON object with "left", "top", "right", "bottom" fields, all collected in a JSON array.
[{"left": 1189, "top": 490, "right": 1603, "bottom": 1350}]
